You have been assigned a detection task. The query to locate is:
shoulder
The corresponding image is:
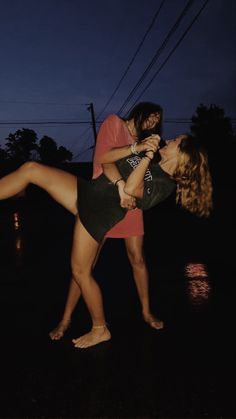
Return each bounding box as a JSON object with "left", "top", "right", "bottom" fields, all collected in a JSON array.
[{"left": 102, "top": 114, "right": 123, "bottom": 128}]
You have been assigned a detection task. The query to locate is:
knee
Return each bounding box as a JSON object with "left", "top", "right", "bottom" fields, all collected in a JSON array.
[
  {"left": 127, "top": 250, "right": 146, "bottom": 269},
  {"left": 71, "top": 262, "right": 90, "bottom": 286},
  {"left": 19, "top": 161, "right": 42, "bottom": 180}
]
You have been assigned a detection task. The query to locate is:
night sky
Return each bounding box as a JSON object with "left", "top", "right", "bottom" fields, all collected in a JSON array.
[{"left": 0, "top": 0, "right": 235, "bottom": 161}]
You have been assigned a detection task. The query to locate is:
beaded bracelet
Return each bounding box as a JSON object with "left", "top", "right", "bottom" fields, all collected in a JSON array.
[{"left": 130, "top": 141, "right": 139, "bottom": 155}]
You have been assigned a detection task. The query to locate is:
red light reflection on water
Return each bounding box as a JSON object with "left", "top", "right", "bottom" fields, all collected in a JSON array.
[
  {"left": 184, "top": 263, "right": 211, "bottom": 306},
  {"left": 12, "top": 212, "right": 23, "bottom": 260},
  {"left": 15, "top": 236, "right": 22, "bottom": 251},
  {"left": 13, "top": 212, "right": 21, "bottom": 231}
]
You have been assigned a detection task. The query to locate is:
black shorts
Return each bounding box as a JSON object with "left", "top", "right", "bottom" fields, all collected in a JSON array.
[{"left": 77, "top": 175, "right": 126, "bottom": 243}]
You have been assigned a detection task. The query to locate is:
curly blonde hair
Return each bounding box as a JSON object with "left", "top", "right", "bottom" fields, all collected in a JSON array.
[{"left": 173, "top": 135, "right": 213, "bottom": 217}]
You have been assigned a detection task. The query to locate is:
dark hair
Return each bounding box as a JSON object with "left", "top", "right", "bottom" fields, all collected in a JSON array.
[
  {"left": 178, "top": 134, "right": 201, "bottom": 155},
  {"left": 126, "top": 102, "right": 163, "bottom": 141}
]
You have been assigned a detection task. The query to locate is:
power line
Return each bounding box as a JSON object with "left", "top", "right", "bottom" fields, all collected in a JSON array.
[
  {"left": 1, "top": 115, "right": 233, "bottom": 129},
  {"left": 76, "top": 0, "right": 193, "bottom": 153},
  {"left": 75, "top": 1, "right": 166, "bottom": 152},
  {"left": 0, "top": 120, "right": 103, "bottom": 126},
  {"left": 72, "top": 144, "right": 95, "bottom": 160},
  {"left": 0, "top": 100, "right": 84, "bottom": 106},
  {"left": 117, "top": 0, "right": 195, "bottom": 116},
  {"left": 73, "top": 122, "right": 103, "bottom": 160},
  {"left": 96, "top": 0, "right": 166, "bottom": 121},
  {"left": 127, "top": 0, "right": 210, "bottom": 111}
]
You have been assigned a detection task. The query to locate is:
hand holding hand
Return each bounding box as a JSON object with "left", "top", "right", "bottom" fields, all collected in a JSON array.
[
  {"left": 117, "top": 181, "right": 136, "bottom": 210},
  {"left": 136, "top": 134, "right": 160, "bottom": 155}
]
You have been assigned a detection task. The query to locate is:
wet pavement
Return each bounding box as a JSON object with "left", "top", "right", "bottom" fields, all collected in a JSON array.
[{"left": 0, "top": 194, "right": 235, "bottom": 418}]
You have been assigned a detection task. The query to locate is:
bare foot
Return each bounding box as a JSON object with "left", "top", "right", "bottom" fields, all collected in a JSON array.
[
  {"left": 49, "top": 319, "right": 71, "bottom": 340},
  {"left": 72, "top": 325, "right": 111, "bottom": 349},
  {"left": 143, "top": 313, "right": 164, "bottom": 330}
]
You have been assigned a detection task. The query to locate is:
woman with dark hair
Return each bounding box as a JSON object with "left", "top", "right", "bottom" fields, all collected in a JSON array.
[
  {"left": 125, "top": 101, "right": 163, "bottom": 138},
  {"left": 0, "top": 133, "right": 212, "bottom": 348},
  {"left": 50, "top": 102, "right": 165, "bottom": 341}
]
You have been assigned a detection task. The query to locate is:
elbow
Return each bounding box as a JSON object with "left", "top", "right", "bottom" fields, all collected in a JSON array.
[
  {"left": 97, "top": 157, "right": 106, "bottom": 165},
  {"left": 99, "top": 156, "right": 113, "bottom": 164}
]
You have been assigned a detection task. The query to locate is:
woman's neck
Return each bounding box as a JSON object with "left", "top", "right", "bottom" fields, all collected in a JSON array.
[
  {"left": 159, "top": 157, "right": 177, "bottom": 176},
  {"left": 125, "top": 119, "right": 137, "bottom": 138}
]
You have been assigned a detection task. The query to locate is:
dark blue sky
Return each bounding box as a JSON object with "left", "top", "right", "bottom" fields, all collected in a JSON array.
[{"left": 0, "top": 0, "right": 235, "bottom": 161}]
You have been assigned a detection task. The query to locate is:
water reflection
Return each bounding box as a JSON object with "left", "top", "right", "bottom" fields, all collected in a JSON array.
[
  {"left": 12, "top": 212, "right": 23, "bottom": 262},
  {"left": 15, "top": 236, "right": 22, "bottom": 252},
  {"left": 184, "top": 262, "right": 211, "bottom": 306},
  {"left": 13, "top": 212, "right": 20, "bottom": 231}
]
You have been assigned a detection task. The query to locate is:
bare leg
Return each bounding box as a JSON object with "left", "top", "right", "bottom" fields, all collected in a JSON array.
[
  {"left": 70, "top": 218, "right": 111, "bottom": 348},
  {"left": 49, "top": 238, "right": 106, "bottom": 340},
  {"left": 0, "top": 162, "right": 78, "bottom": 215},
  {"left": 124, "top": 236, "right": 164, "bottom": 330},
  {"left": 49, "top": 278, "right": 81, "bottom": 340}
]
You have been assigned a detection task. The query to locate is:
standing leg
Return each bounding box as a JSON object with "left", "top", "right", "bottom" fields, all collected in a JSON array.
[
  {"left": 71, "top": 218, "right": 111, "bottom": 348},
  {"left": 49, "top": 278, "right": 81, "bottom": 340},
  {"left": 124, "top": 236, "right": 164, "bottom": 330},
  {"left": 49, "top": 238, "right": 106, "bottom": 340}
]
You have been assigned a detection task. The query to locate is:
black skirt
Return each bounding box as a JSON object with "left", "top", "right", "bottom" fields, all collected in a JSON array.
[{"left": 77, "top": 174, "right": 126, "bottom": 243}]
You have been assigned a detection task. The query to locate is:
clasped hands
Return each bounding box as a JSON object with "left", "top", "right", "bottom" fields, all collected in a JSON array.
[
  {"left": 135, "top": 134, "right": 161, "bottom": 156},
  {"left": 116, "top": 179, "right": 136, "bottom": 210},
  {"left": 119, "top": 135, "right": 161, "bottom": 210},
  {"left": 119, "top": 187, "right": 136, "bottom": 210}
]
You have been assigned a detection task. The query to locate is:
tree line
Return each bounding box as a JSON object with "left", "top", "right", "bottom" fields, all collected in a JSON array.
[
  {"left": 190, "top": 104, "right": 235, "bottom": 185},
  {"left": 0, "top": 130, "right": 73, "bottom": 165}
]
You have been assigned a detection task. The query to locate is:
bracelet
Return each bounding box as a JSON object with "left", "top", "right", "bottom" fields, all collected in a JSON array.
[
  {"left": 130, "top": 141, "right": 139, "bottom": 155},
  {"left": 143, "top": 155, "right": 152, "bottom": 162},
  {"left": 114, "top": 177, "right": 124, "bottom": 186},
  {"left": 145, "top": 150, "right": 155, "bottom": 156}
]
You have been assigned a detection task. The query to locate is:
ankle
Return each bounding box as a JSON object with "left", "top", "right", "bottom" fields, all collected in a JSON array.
[
  {"left": 61, "top": 317, "right": 71, "bottom": 324},
  {"left": 142, "top": 310, "right": 151, "bottom": 319},
  {"left": 92, "top": 324, "right": 107, "bottom": 330}
]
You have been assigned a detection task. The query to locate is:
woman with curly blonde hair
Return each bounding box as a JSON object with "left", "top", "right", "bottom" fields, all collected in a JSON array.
[
  {"left": 0, "top": 133, "right": 212, "bottom": 348},
  {"left": 170, "top": 134, "right": 213, "bottom": 217}
]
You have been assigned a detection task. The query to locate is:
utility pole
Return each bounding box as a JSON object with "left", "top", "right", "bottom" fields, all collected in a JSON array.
[{"left": 87, "top": 103, "right": 97, "bottom": 144}]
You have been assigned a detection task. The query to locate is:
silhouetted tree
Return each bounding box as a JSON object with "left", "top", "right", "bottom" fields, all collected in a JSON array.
[
  {"left": 5, "top": 128, "right": 38, "bottom": 163},
  {"left": 191, "top": 104, "right": 234, "bottom": 145},
  {"left": 38, "top": 136, "right": 73, "bottom": 164},
  {"left": 0, "top": 130, "right": 73, "bottom": 168},
  {"left": 190, "top": 104, "right": 236, "bottom": 184},
  {"left": 38, "top": 136, "right": 58, "bottom": 164},
  {"left": 57, "top": 145, "right": 73, "bottom": 163},
  {"left": 0, "top": 146, "right": 8, "bottom": 163}
]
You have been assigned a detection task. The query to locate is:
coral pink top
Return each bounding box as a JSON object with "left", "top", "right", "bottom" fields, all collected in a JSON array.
[{"left": 93, "top": 114, "right": 144, "bottom": 238}]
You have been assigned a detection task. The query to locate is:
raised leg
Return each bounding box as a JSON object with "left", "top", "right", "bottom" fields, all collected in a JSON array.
[
  {"left": 0, "top": 162, "right": 78, "bottom": 215},
  {"left": 124, "top": 236, "right": 164, "bottom": 330}
]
